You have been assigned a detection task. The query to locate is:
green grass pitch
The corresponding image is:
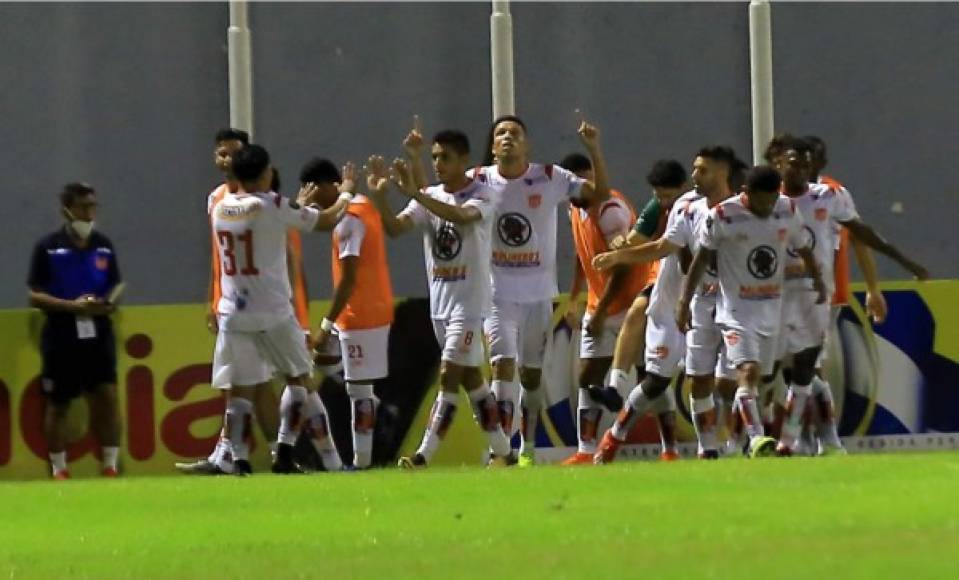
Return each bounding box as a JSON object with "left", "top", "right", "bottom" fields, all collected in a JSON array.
[{"left": 2, "top": 453, "right": 957, "bottom": 579}]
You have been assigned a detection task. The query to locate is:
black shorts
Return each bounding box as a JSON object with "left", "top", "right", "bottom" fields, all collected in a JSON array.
[{"left": 41, "top": 333, "right": 117, "bottom": 405}]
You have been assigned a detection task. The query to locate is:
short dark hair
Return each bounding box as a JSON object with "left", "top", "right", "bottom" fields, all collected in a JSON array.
[
  {"left": 745, "top": 165, "right": 782, "bottom": 194},
  {"left": 696, "top": 145, "right": 740, "bottom": 168},
  {"left": 729, "top": 157, "right": 750, "bottom": 192},
  {"left": 804, "top": 135, "right": 827, "bottom": 161},
  {"left": 231, "top": 144, "right": 270, "bottom": 183},
  {"left": 764, "top": 133, "right": 811, "bottom": 162},
  {"left": 483, "top": 115, "right": 528, "bottom": 166},
  {"left": 433, "top": 130, "right": 471, "bottom": 157},
  {"left": 60, "top": 182, "right": 95, "bottom": 207},
  {"left": 646, "top": 159, "right": 687, "bottom": 188},
  {"left": 299, "top": 158, "right": 341, "bottom": 185},
  {"left": 215, "top": 128, "right": 250, "bottom": 145},
  {"left": 559, "top": 153, "right": 592, "bottom": 174}
]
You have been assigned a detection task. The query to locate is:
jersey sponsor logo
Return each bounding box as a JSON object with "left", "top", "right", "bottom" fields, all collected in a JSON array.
[
  {"left": 738, "top": 283, "right": 781, "bottom": 300},
  {"left": 497, "top": 212, "right": 532, "bottom": 247},
  {"left": 747, "top": 245, "right": 778, "bottom": 280},
  {"left": 432, "top": 224, "right": 463, "bottom": 261},
  {"left": 432, "top": 265, "right": 468, "bottom": 282},
  {"left": 492, "top": 250, "right": 541, "bottom": 268},
  {"left": 95, "top": 256, "right": 109, "bottom": 271},
  {"left": 528, "top": 194, "right": 542, "bottom": 209},
  {"left": 217, "top": 203, "right": 260, "bottom": 220},
  {"left": 786, "top": 226, "right": 816, "bottom": 258}
]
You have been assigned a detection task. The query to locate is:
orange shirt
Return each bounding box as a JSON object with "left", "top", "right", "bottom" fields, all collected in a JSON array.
[
  {"left": 331, "top": 199, "right": 394, "bottom": 330},
  {"left": 819, "top": 175, "right": 850, "bottom": 305},
  {"left": 570, "top": 190, "right": 649, "bottom": 316},
  {"left": 208, "top": 183, "right": 310, "bottom": 329}
]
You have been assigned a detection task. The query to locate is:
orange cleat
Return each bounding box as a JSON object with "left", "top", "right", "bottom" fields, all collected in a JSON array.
[
  {"left": 660, "top": 449, "right": 681, "bottom": 462},
  {"left": 53, "top": 470, "right": 71, "bottom": 481},
  {"left": 561, "top": 452, "right": 595, "bottom": 466},
  {"left": 593, "top": 431, "right": 623, "bottom": 465},
  {"left": 101, "top": 466, "right": 119, "bottom": 478}
]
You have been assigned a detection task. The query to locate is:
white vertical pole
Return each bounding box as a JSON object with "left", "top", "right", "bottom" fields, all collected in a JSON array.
[
  {"left": 749, "top": 0, "right": 774, "bottom": 164},
  {"left": 229, "top": 0, "right": 254, "bottom": 138},
  {"left": 490, "top": 1, "right": 515, "bottom": 119}
]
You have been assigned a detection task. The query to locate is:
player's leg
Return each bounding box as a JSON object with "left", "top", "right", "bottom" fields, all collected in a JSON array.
[
  {"left": 86, "top": 381, "right": 121, "bottom": 476},
  {"left": 44, "top": 397, "right": 71, "bottom": 479},
  {"left": 566, "top": 355, "right": 612, "bottom": 465},
  {"left": 649, "top": 383, "right": 680, "bottom": 460},
  {"left": 41, "top": 347, "right": 78, "bottom": 479},
  {"left": 777, "top": 346, "right": 820, "bottom": 455},
  {"left": 339, "top": 325, "right": 389, "bottom": 469},
  {"left": 686, "top": 316, "right": 722, "bottom": 459},
  {"left": 811, "top": 305, "right": 846, "bottom": 454},
  {"left": 725, "top": 327, "right": 778, "bottom": 457},
  {"left": 607, "top": 293, "right": 649, "bottom": 398},
  {"left": 485, "top": 300, "right": 521, "bottom": 447},
  {"left": 253, "top": 380, "right": 280, "bottom": 456},
  {"left": 516, "top": 300, "right": 552, "bottom": 462},
  {"left": 776, "top": 293, "right": 827, "bottom": 455},
  {"left": 462, "top": 367, "right": 512, "bottom": 463}
]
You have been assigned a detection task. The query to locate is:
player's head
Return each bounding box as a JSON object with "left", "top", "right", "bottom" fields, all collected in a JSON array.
[
  {"left": 230, "top": 144, "right": 274, "bottom": 193},
  {"left": 804, "top": 135, "right": 828, "bottom": 178},
  {"left": 431, "top": 130, "right": 470, "bottom": 185},
  {"left": 767, "top": 134, "right": 812, "bottom": 193},
  {"left": 646, "top": 159, "right": 687, "bottom": 205},
  {"left": 743, "top": 165, "right": 782, "bottom": 218},
  {"left": 485, "top": 115, "right": 528, "bottom": 166},
  {"left": 692, "top": 145, "right": 740, "bottom": 195},
  {"left": 299, "top": 157, "right": 342, "bottom": 208},
  {"left": 60, "top": 182, "right": 97, "bottom": 227},
  {"left": 559, "top": 152, "right": 593, "bottom": 181},
  {"left": 214, "top": 128, "right": 250, "bottom": 177}
]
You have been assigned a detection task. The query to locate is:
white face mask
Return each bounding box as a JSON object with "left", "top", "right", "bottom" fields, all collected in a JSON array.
[{"left": 71, "top": 219, "right": 94, "bottom": 240}]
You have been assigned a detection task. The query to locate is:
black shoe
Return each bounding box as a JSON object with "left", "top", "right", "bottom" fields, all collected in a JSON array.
[
  {"left": 233, "top": 459, "right": 253, "bottom": 476},
  {"left": 699, "top": 449, "right": 720, "bottom": 460},
  {"left": 271, "top": 443, "right": 306, "bottom": 474}
]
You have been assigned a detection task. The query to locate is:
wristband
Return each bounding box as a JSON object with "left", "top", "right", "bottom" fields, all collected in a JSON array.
[
  {"left": 320, "top": 318, "right": 335, "bottom": 332},
  {"left": 338, "top": 192, "right": 353, "bottom": 203}
]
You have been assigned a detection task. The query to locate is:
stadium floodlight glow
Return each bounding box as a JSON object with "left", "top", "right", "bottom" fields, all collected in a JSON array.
[
  {"left": 749, "top": 0, "right": 775, "bottom": 165},
  {"left": 229, "top": 0, "right": 254, "bottom": 138},
  {"left": 490, "top": 0, "right": 516, "bottom": 119}
]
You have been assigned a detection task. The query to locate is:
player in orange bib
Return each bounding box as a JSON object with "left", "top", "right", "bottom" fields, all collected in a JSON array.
[{"left": 306, "top": 156, "right": 394, "bottom": 470}]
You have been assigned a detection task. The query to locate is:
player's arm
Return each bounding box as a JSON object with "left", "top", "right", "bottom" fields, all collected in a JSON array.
[
  {"left": 593, "top": 237, "right": 678, "bottom": 272},
  {"left": 676, "top": 247, "right": 714, "bottom": 331},
  {"left": 365, "top": 155, "right": 416, "bottom": 237},
  {"left": 389, "top": 157, "right": 483, "bottom": 225},
  {"left": 612, "top": 197, "right": 659, "bottom": 249},
  {"left": 796, "top": 246, "right": 828, "bottom": 304},
  {"left": 325, "top": 256, "right": 358, "bottom": 328},
  {"left": 403, "top": 115, "right": 429, "bottom": 191},
  {"left": 561, "top": 255, "right": 585, "bottom": 328},
  {"left": 839, "top": 218, "right": 929, "bottom": 280},
  {"left": 573, "top": 117, "right": 610, "bottom": 204},
  {"left": 850, "top": 236, "right": 887, "bottom": 323}
]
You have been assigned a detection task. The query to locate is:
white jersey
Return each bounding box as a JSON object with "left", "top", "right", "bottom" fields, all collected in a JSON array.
[
  {"left": 783, "top": 183, "right": 859, "bottom": 293},
  {"left": 470, "top": 163, "right": 585, "bottom": 302},
  {"left": 647, "top": 191, "right": 701, "bottom": 320},
  {"left": 210, "top": 191, "right": 320, "bottom": 331},
  {"left": 663, "top": 194, "right": 721, "bottom": 300},
  {"left": 699, "top": 194, "right": 808, "bottom": 336},
  {"left": 399, "top": 180, "right": 499, "bottom": 320}
]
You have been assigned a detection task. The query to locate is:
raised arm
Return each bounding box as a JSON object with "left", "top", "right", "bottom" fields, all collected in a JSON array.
[
  {"left": 366, "top": 157, "right": 415, "bottom": 237},
  {"left": 403, "top": 115, "right": 429, "bottom": 191},
  {"left": 574, "top": 116, "right": 610, "bottom": 205},
  {"left": 391, "top": 157, "right": 482, "bottom": 225},
  {"left": 841, "top": 218, "right": 929, "bottom": 280}
]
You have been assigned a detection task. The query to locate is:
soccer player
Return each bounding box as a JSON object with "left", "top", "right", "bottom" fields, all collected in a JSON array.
[
  {"left": 367, "top": 131, "right": 514, "bottom": 467},
  {"left": 307, "top": 156, "right": 395, "bottom": 470},
  {"left": 770, "top": 137, "right": 929, "bottom": 455},
  {"left": 28, "top": 183, "right": 123, "bottom": 479},
  {"left": 209, "top": 144, "right": 348, "bottom": 475},
  {"left": 558, "top": 153, "right": 651, "bottom": 465},
  {"left": 677, "top": 165, "right": 826, "bottom": 458},
  {"left": 470, "top": 114, "right": 610, "bottom": 466}
]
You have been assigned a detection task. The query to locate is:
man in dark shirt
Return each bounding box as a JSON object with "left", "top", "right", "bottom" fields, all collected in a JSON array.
[{"left": 27, "top": 183, "right": 123, "bottom": 479}]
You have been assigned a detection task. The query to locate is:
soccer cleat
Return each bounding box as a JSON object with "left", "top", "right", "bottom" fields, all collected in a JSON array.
[
  {"left": 660, "top": 449, "right": 681, "bottom": 462},
  {"left": 233, "top": 459, "right": 253, "bottom": 476},
  {"left": 593, "top": 431, "right": 623, "bottom": 465},
  {"left": 487, "top": 453, "right": 518, "bottom": 468},
  {"left": 101, "top": 466, "right": 119, "bottom": 478},
  {"left": 397, "top": 454, "right": 428, "bottom": 469},
  {"left": 271, "top": 444, "right": 306, "bottom": 474},
  {"left": 748, "top": 436, "right": 778, "bottom": 458},
  {"left": 175, "top": 459, "right": 227, "bottom": 476},
  {"left": 517, "top": 451, "right": 536, "bottom": 468},
  {"left": 698, "top": 449, "right": 720, "bottom": 460},
  {"left": 52, "top": 469, "right": 71, "bottom": 481},
  {"left": 561, "top": 452, "right": 594, "bottom": 466}
]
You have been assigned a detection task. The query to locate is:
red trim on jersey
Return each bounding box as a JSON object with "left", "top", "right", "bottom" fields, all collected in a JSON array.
[
  {"left": 272, "top": 192, "right": 281, "bottom": 208},
  {"left": 545, "top": 164, "right": 554, "bottom": 179},
  {"left": 598, "top": 200, "right": 620, "bottom": 218},
  {"left": 473, "top": 166, "right": 485, "bottom": 182},
  {"left": 715, "top": 204, "right": 727, "bottom": 219}
]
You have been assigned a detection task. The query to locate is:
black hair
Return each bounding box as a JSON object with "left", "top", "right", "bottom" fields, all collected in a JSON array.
[
  {"left": 60, "top": 182, "right": 95, "bottom": 207},
  {"left": 745, "top": 165, "right": 782, "bottom": 194},
  {"left": 645, "top": 159, "right": 687, "bottom": 188},
  {"left": 482, "top": 114, "right": 528, "bottom": 166},
  {"left": 231, "top": 144, "right": 270, "bottom": 183},
  {"left": 271, "top": 167, "right": 281, "bottom": 193},
  {"left": 433, "top": 130, "right": 471, "bottom": 157},
  {"left": 729, "top": 157, "right": 750, "bottom": 192},
  {"left": 559, "top": 152, "right": 592, "bottom": 174},
  {"left": 215, "top": 128, "right": 250, "bottom": 145},
  {"left": 696, "top": 145, "right": 740, "bottom": 168},
  {"left": 804, "top": 135, "right": 827, "bottom": 162},
  {"left": 764, "top": 133, "right": 812, "bottom": 163},
  {"left": 299, "top": 158, "right": 341, "bottom": 185}
]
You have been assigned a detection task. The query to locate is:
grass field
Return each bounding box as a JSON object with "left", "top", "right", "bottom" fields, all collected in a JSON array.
[{"left": 1, "top": 453, "right": 958, "bottom": 579}]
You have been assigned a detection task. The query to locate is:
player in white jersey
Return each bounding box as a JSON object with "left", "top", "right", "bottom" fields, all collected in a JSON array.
[
  {"left": 469, "top": 115, "right": 610, "bottom": 466},
  {"left": 677, "top": 165, "right": 826, "bottom": 458},
  {"left": 769, "top": 137, "right": 929, "bottom": 455},
  {"left": 210, "top": 144, "right": 350, "bottom": 475},
  {"left": 365, "top": 129, "right": 515, "bottom": 467}
]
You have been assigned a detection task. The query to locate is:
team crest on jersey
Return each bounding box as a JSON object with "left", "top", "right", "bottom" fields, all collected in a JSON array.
[
  {"left": 815, "top": 208, "right": 828, "bottom": 221},
  {"left": 528, "top": 194, "right": 542, "bottom": 209},
  {"left": 432, "top": 224, "right": 463, "bottom": 261},
  {"left": 497, "top": 213, "right": 532, "bottom": 247},
  {"left": 654, "top": 345, "right": 669, "bottom": 360},
  {"left": 95, "top": 256, "right": 109, "bottom": 271},
  {"left": 747, "top": 245, "right": 778, "bottom": 280},
  {"left": 787, "top": 226, "right": 816, "bottom": 258}
]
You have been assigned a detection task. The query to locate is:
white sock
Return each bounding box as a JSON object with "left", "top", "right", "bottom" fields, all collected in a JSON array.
[
  {"left": 347, "top": 382, "right": 376, "bottom": 468},
  {"left": 690, "top": 394, "right": 718, "bottom": 454},
  {"left": 225, "top": 397, "right": 254, "bottom": 461},
  {"left": 520, "top": 387, "right": 545, "bottom": 456},
  {"left": 611, "top": 382, "right": 653, "bottom": 441},
  {"left": 49, "top": 451, "right": 67, "bottom": 475},
  {"left": 780, "top": 383, "right": 812, "bottom": 450},
  {"left": 278, "top": 385, "right": 308, "bottom": 446},
  {"left": 576, "top": 387, "right": 603, "bottom": 454},
  {"left": 102, "top": 446, "right": 119, "bottom": 470},
  {"left": 491, "top": 379, "right": 520, "bottom": 438},
  {"left": 304, "top": 391, "right": 342, "bottom": 471},
  {"left": 207, "top": 431, "right": 228, "bottom": 463},
  {"left": 470, "top": 384, "right": 511, "bottom": 458},
  {"left": 609, "top": 368, "right": 631, "bottom": 394},
  {"left": 416, "top": 391, "right": 459, "bottom": 462},
  {"left": 734, "top": 385, "right": 764, "bottom": 439},
  {"left": 812, "top": 376, "right": 843, "bottom": 448}
]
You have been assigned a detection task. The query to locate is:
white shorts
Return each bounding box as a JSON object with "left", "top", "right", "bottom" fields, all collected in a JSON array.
[
  {"left": 432, "top": 318, "right": 484, "bottom": 367},
  {"left": 685, "top": 295, "right": 736, "bottom": 380},
  {"left": 484, "top": 299, "right": 552, "bottom": 368},
  {"left": 721, "top": 325, "right": 779, "bottom": 377},
  {"left": 778, "top": 288, "right": 829, "bottom": 358},
  {"left": 336, "top": 325, "right": 390, "bottom": 383},
  {"left": 212, "top": 315, "right": 312, "bottom": 389},
  {"left": 644, "top": 311, "right": 685, "bottom": 378},
  {"left": 579, "top": 311, "right": 626, "bottom": 359}
]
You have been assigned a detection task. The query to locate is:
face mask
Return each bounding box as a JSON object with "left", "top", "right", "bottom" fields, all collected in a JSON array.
[{"left": 71, "top": 219, "right": 94, "bottom": 239}]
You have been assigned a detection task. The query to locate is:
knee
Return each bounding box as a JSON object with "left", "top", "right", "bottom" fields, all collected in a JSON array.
[
  {"left": 642, "top": 373, "right": 672, "bottom": 399},
  {"left": 519, "top": 367, "right": 541, "bottom": 390},
  {"left": 738, "top": 363, "right": 760, "bottom": 386},
  {"left": 492, "top": 359, "right": 515, "bottom": 381}
]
